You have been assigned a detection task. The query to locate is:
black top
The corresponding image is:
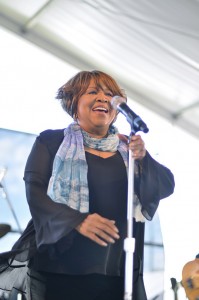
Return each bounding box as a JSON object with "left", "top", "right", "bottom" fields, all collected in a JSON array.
[
  {"left": 87, "top": 151, "right": 127, "bottom": 220},
  {"left": 30, "top": 151, "right": 128, "bottom": 275}
]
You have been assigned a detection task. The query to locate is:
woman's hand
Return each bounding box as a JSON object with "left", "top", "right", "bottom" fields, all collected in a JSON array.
[
  {"left": 76, "top": 213, "right": 120, "bottom": 247},
  {"left": 129, "top": 134, "right": 146, "bottom": 160},
  {"left": 118, "top": 134, "right": 146, "bottom": 160}
]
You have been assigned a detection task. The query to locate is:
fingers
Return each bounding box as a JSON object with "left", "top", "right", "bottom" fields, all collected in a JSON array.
[
  {"left": 129, "top": 134, "right": 146, "bottom": 160},
  {"left": 76, "top": 213, "right": 120, "bottom": 247},
  {"left": 118, "top": 133, "right": 146, "bottom": 160}
]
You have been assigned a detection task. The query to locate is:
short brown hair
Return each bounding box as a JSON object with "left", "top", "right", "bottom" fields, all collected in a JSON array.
[{"left": 56, "top": 70, "right": 126, "bottom": 118}]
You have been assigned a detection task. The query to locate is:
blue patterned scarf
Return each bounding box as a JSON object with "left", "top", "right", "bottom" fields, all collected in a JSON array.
[{"left": 47, "top": 122, "right": 128, "bottom": 213}]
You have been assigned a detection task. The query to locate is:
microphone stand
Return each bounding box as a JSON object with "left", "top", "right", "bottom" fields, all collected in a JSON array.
[
  {"left": 124, "top": 129, "right": 136, "bottom": 300},
  {"left": 111, "top": 96, "right": 149, "bottom": 299},
  {"left": 123, "top": 124, "right": 148, "bottom": 300}
]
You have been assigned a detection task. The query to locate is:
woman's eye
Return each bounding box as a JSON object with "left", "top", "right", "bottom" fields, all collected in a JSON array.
[
  {"left": 106, "top": 92, "right": 113, "bottom": 97},
  {"left": 88, "top": 90, "right": 97, "bottom": 94}
]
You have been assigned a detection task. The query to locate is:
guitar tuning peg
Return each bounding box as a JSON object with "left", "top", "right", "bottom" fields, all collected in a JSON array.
[{"left": 186, "top": 278, "right": 194, "bottom": 289}]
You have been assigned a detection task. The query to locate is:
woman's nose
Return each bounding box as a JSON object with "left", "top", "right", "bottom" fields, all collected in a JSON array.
[
  {"left": 96, "top": 98, "right": 108, "bottom": 103},
  {"left": 96, "top": 91, "right": 108, "bottom": 102}
]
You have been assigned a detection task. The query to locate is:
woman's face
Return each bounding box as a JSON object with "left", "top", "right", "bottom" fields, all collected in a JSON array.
[{"left": 77, "top": 79, "right": 117, "bottom": 137}]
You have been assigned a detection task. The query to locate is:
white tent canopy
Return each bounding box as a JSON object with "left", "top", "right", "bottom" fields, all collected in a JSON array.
[{"left": 0, "top": 0, "right": 199, "bottom": 138}]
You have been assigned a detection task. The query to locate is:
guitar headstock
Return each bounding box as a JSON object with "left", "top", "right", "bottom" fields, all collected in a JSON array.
[{"left": 182, "top": 257, "right": 199, "bottom": 300}]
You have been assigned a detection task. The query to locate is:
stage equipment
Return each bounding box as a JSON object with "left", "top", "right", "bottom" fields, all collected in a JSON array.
[
  {"left": 170, "top": 277, "right": 182, "bottom": 300},
  {"left": 0, "top": 223, "right": 11, "bottom": 238},
  {"left": 0, "top": 167, "right": 22, "bottom": 234}
]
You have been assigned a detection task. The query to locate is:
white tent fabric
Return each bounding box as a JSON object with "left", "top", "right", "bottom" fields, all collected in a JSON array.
[{"left": 0, "top": 0, "right": 199, "bottom": 137}]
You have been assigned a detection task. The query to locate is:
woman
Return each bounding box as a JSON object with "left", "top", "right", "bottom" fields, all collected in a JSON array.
[{"left": 0, "top": 70, "right": 174, "bottom": 300}]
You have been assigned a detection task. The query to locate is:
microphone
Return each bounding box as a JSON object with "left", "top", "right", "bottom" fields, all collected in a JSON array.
[{"left": 111, "top": 96, "right": 149, "bottom": 133}]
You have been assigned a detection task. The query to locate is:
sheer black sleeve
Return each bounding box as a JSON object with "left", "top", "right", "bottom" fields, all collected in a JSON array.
[{"left": 135, "top": 151, "right": 175, "bottom": 220}]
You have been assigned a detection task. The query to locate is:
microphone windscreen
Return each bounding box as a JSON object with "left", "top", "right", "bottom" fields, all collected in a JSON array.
[{"left": 111, "top": 96, "right": 126, "bottom": 109}]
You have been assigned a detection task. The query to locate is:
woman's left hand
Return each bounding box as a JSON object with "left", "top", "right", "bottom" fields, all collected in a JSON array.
[
  {"left": 118, "top": 134, "right": 146, "bottom": 160},
  {"left": 129, "top": 134, "right": 146, "bottom": 160}
]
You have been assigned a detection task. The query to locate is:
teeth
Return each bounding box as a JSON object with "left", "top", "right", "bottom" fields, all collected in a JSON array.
[{"left": 93, "top": 107, "right": 108, "bottom": 112}]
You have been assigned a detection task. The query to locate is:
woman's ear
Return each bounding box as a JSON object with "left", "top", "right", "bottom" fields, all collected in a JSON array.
[{"left": 73, "top": 112, "right": 78, "bottom": 121}]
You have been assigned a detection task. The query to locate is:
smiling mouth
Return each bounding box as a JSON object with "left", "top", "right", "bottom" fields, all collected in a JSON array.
[{"left": 92, "top": 107, "right": 108, "bottom": 113}]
